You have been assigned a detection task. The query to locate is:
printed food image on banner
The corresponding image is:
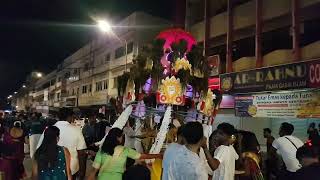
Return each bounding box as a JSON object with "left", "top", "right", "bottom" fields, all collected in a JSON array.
[
  {"left": 235, "top": 90, "right": 320, "bottom": 118},
  {"left": 297, "top": 92, "right": 320, "bottom": 118}
]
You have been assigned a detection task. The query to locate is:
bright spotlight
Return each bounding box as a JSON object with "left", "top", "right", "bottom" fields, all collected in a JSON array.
[
  {"left": 97, "top": 20, "right": 112, "bottom": 33},
  {"left": 36, "top": 72, "right": 43, "bottom": 78}
]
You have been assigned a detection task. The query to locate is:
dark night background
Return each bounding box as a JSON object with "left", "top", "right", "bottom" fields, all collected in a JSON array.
[{"left": 0, "top": 0, "right": 173, "bottom": 109}]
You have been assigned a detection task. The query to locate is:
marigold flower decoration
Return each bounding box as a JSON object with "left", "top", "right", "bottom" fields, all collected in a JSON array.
[{"left": 174, "top": 57, "right": 192, "bottom": 72}]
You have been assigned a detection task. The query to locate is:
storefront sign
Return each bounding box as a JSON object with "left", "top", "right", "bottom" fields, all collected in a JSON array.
[
  {"left": 221, "top": 59, "right": 320, "bottom": 93},
  {"left": 208, "top": 77, "right": 220, "bottom": 90},
  {"left": 309, "top": 60, "right": 320, "bottom": 88},
  {"left": 235, "top": 91, "right": 320, "bottom": 118},
  {"left": 66, "top": 98, "right": 77, "bottom": 107}
]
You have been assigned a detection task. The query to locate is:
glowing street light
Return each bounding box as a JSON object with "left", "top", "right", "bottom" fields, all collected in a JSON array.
[
  {"left": 97, "top": 20, "right": 112, "bottom": 33},
  {"left": 22, "top": 84, "right": 26, "bottom": 88},
  {"left": 96, "top": 19, "right": 128, "bottom": 72},
  {"left": 7, "top": 95, "right": 12, "bottom": 99},
  {"left": 14, "top": 92, "right": 17, "bottom": 94},
  {"left": 36, "top": 72, "right": 43, "bottom": 78}
]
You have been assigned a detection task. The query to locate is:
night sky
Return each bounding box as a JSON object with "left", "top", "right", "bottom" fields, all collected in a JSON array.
[{"left": 0, "top": 0, "right": 173, "bottom": 109}]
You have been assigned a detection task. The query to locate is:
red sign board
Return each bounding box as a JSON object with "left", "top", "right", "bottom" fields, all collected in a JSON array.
[
  {"left": 208, "top": 78, "right": 220, "bottom": 90},
  {"left": 309, "top": 60, "right": 320, "bottom": 88}
]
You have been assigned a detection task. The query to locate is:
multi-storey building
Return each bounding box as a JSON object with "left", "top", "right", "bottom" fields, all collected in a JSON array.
[
  {"left": 14, "top": 12, "right": 171, "bottom": 115},
  {"left": 184, "top": 0, "right": 320, "bottom": 72},
  {"left": 182, "top": 0, "right": 320, "bottom": 145}
]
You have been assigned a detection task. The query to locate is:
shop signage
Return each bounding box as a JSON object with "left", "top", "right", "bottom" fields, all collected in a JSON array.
[
  {"left": 309, "top": 60, "right": 320, "bottom": 88},
  {"left": 235, "top": 90, "right": 320, "bottom": 118},
  {"left": 208, "top": 77, "right": 220, "bottom": 90},
  {"left": 221, "top": 59, "right": 320, "bottom": 93},
  {"left": 66, "top": 98, "right": 76, "bottom": 107}
]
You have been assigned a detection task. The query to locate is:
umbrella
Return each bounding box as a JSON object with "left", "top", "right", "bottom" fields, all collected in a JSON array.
[{"left": 156, "top": 28, "right": 196, "bottom": 52}]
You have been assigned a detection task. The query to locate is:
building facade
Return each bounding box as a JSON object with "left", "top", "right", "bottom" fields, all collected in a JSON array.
[
  {"left": 14, "top": 12, "right": 171, "bottom": 114},
  {"left": 182, "top": 0, "right": 320, "bottom": 146},
  {"left": 185, "top": 0, "right": 320, "bottom": 72}
]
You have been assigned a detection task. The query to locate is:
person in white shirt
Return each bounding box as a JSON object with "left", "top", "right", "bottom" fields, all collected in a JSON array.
[
  {"left": 123, "top": 118, "right": 136, "bottom": 149},
  {"left": 271, "top": 122, "right": 304, "bottom": 179},
  {"left": 37, "top": 108, "right": 87, "bottom": 180},
  {"left": 163, "top": 122, "right": 208, "bottom": 180},
  {"left": 199, "top": 124, "right": 214, "bottom": 176},
  {"left": 203, "top": 129, "right": 239, "bottom": 180}
]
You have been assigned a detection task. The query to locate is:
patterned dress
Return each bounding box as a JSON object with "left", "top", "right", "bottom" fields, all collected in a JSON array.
[
  {"left": 38, "top": 146, "right": 67, "bottom": 180},
  {"left": 0, "top": 130, "right": 25, "bottom": 180}
]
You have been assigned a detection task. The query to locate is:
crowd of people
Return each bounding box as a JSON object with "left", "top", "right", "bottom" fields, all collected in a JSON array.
[{"left": 1, "top": 108, "right": 320, "bottom": 180}]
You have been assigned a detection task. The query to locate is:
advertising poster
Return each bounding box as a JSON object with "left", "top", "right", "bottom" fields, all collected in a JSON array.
[{"left": 235, "top": 90, "right": 320, "bottom": 118}]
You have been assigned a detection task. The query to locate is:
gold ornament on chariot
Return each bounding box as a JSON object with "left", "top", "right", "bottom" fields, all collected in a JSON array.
[
  {"left": 159, "top": 76, "right": 183, "bottom": 105},
  {"left": 174, "top": 58, "right": 192, "bottom": 72}
]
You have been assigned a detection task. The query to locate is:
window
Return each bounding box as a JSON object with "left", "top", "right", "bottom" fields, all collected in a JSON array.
[
  {"left": 113, "top": 78, "right": 118, "bottom": 88},
  {"left": 105, "top": 53, "right": 111, "bottom": 62},
  {"left": 82, "top": 85, "right": 87, "bottom": 94},
  {"left": 77, "top": 88, "right": 79, "bottom": 95},
  {"left": 88, "top": 84, "right": 92, "bottom": 93},
  {"left": 64, "top": 72, "right": 70, "bottom": 79},
  {"left": 73, "top": 69, "right": 78, "bottom": 75},
  {"left": 115, "top": 47, "right": 125, "bottom": 59},
  {"left": 57, "top": 93, "right": 61, "bottom": 101},
  {"left": 84, "top": 63, "right": 89, "bottom": 71},
  {"left": 50, "top": 79, "right": 56, "bottom": 85},
  {"left": 103, "top": 80, "right": 108, "bottom": 90},
  {"left": 72, "top": 89, "right": 75, "bottom": 95},
  {"left": 96, "top": 81, "right": 103, "bottom": 92},
  {"left": 127, "top": 42, "right": 134, "bottom": 54},
  {"left": 57, "top": 77, "right": 61, "bottom": 82}
]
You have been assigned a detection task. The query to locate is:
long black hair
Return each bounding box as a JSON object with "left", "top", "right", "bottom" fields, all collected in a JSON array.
[
  {"left": 235, "top": 130, "right": 260, "bottom": 153},
  {"left": 101, "top": 128, "right": 123, "bottom": 155},
  {"left": 34, "top": 126, "right": 60, "bottom": 171}
]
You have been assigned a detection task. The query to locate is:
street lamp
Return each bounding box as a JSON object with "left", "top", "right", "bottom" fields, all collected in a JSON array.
[
  {"left": 22, "top": 84, "right": 26, "bottom": 88},
  {"left": 36, "top": 72, "right": 43, "bottom": 78},
  {"left": 97, "top": 20, "right": 112, "bottom": 33},
  {"left": 96, "top": 19, "right": 128, "bottom": 72},
  {"left": 14, "top": 92, "right": 17, "bottom": 94}
]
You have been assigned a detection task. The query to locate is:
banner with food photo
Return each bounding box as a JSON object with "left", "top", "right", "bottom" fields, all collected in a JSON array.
[{"left": 235, "top": 90, "right": 320, "bottom": 118}]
